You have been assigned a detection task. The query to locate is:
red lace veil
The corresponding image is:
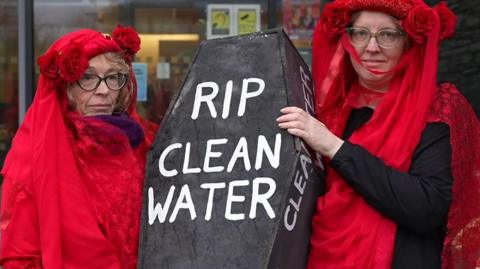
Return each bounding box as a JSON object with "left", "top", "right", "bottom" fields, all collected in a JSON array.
[
  {"left": 1, "top": 26, "right": 157, "bottom": 268},
  {"left": 309, "top": 0, "right": 480, "bottom": 268}
]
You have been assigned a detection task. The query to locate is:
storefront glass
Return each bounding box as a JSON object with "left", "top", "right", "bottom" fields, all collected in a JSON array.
[
  {"left": 281, "top": 0, "right": 323, "bottom": 68},
  {"left": 0, "top": 1, "right": 19, "bottom": 169},
  {"left": 0, "top": 0, "right": 327, "bottom": 170},
  {"left": 34, "top": 0, "right": 269, "bottom": 124}
]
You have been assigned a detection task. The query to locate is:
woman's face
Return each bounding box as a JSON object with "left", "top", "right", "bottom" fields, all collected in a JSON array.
[
  {"left": 349, "top": 11, "right": 406, "bottom": 91},
  {"left": 68, "top": 54, "right": 124, "bottom": 116}
]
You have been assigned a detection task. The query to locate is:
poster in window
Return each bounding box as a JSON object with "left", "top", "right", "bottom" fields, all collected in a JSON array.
[
  {"left": 207, "top": 5, "right": 233, "bottom": 39},
  {"left": 236, "top": 5, "right": 260, "bottom": 35},
  {"left": 208, "top": 4, "right": 261, "bottom": 39},
  {"left": 212, "top": 9, "right": 230, "bottom": 35},
  {"left": 283, "top": 0, "right": 322, "bottom": 41},
  {"left": 132, "top": 62, "right": 148, "bottom": 102}
]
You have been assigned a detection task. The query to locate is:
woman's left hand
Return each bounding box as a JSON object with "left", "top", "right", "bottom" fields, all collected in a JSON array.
[{"left": 276, "top": 106, "right": 344, "bottom": 159}]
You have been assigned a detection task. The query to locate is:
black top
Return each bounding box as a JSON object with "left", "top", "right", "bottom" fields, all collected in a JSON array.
[{"left": 330, "top": 107, "right": 452, "bottom": 269}]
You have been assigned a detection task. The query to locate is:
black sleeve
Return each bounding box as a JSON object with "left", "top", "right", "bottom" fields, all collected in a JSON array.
[{"left": 330, "top": 123, "right": 453, "bottom": 234}]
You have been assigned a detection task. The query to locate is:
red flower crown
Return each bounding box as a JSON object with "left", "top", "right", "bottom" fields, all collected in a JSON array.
[
  {"left": 319, "top": 0, "right": 456, "bottom": 43},
  {"left": 37, "top": 25, "right": 141, "bottom": 87}
]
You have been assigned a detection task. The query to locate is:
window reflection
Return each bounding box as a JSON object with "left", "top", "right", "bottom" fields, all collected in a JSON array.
[
  {"left": 34, "top": 0, "right": 268, "bottom": 125},
  {"left": 0, "top": 1, "right": 19, "bottom": 169}
]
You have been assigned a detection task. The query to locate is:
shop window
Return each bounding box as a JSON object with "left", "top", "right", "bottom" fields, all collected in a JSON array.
[
  {"left": 0, "top": 1, "right": 19, "bottom": 169},
  {"left": 33, "top": 1, "right": 270, "bottom": 125},
  {"left": 281, "top": 0, "right": 324, "bottom": 68}
]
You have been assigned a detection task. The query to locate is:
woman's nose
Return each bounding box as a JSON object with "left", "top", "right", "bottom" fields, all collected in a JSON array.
[
  {"left": 94, "top": 81, "right": 110, "bottom": 95},
  {"left": 365, "top": 37, "right": 381, "bottom": 53}
]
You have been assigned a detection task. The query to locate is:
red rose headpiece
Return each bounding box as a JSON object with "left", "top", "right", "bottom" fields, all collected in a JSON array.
[
  {"left": 112, "top": 25, "right": 141, "bottom": 63},
  {"left": 319, "top": 0, "right": 457, "bottom": 43},
  {"left": 37, "top": 25, "right": 141, "bottom": 87}
]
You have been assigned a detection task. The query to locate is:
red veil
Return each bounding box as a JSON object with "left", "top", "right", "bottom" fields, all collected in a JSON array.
[
  {"left": 1, "top": 27, "right": 157, "bottom": 269},
  {"left": 309, "top": 0, "right": 480, "bottom": 268}
]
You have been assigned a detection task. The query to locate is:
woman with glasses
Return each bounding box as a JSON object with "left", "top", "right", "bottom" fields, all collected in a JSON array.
[
  {"left": 277, "top": 0, "right": 479, "bottom": 268},
  {"left": 0, "top": 26, "right": 158, "bottom": 269}
]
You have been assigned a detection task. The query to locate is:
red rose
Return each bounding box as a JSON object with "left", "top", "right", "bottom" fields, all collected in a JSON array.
[
  {"left": 57, "top": 42, "right": 89, "bottom": 82},
  {"left": 320, "top": 3, "right": 350, "bottom": 39},
  {"left": 434, "top": 2, "right": 457, "bottom": 40},
  {"left": 37, "top": 50, "right": 59, "bottom": 80},
  {"left": 112, "top": 25, "right": 141, "bottom": 60},
  {"left": 403, "top": 5, "right": 437, "bottom": 44}
]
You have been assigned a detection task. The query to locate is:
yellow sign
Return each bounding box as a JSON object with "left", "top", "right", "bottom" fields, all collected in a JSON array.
[
  {"left": 237, "top": 9, "right": 257, "bottom": 35},
  {"left": 211, "top": 9, "right": 230, "bottom": 35}
]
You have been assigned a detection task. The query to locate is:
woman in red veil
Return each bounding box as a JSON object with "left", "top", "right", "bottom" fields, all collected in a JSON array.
[
  {"left": 1, "top": 26, "right": 158, "bottom": 268},
  {"left": 277, "top": 0, "right": 479, "bottom": 268}
]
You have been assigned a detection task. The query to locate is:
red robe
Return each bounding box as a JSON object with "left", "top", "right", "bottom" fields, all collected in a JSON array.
[{"left": 1, "top": 29, "right": 158, "bottom": 269}]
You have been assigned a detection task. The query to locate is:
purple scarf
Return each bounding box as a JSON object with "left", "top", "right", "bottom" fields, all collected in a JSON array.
[{"left": 94, "top": 113, "right": 144, "bottom": 148}]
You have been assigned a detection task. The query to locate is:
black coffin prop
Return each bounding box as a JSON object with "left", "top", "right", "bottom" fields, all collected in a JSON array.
[{"left": 138, "top": 29, "right": 325, "bottom": 269}]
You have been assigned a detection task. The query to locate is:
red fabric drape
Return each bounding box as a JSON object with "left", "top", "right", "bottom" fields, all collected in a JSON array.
[
  {"left": 1, "top": 29, "right": 158, "bottom": 269},
  {"left": 429, "top": 83, "right": 480, "bottom": 269},
  {"left": 308, "top": 1, "right": 479, "bottom": 268}
]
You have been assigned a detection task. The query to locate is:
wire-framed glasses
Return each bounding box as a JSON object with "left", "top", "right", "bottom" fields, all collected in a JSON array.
[
  {"left": 76, "top": 73, "right": 129, "bottom": 92},
  {"left": 346, "top": 26, "right": 405, "bottom": 49}
]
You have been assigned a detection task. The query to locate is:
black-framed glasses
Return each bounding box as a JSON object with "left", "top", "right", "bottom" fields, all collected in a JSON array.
[
  {"left": 76, "top": 73, "right": 129, "bottom": 92},
  {"left": 346, "top": 26, "right": 405, "bottom": 49}
]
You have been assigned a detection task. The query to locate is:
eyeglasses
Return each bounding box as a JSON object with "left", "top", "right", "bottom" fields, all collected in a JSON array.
[
  {"left": 346, "top": 26, "right": 405, "bottom": 49},
  {"left": 76, "top": 73, "right": 129, "bottom": 92}
]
